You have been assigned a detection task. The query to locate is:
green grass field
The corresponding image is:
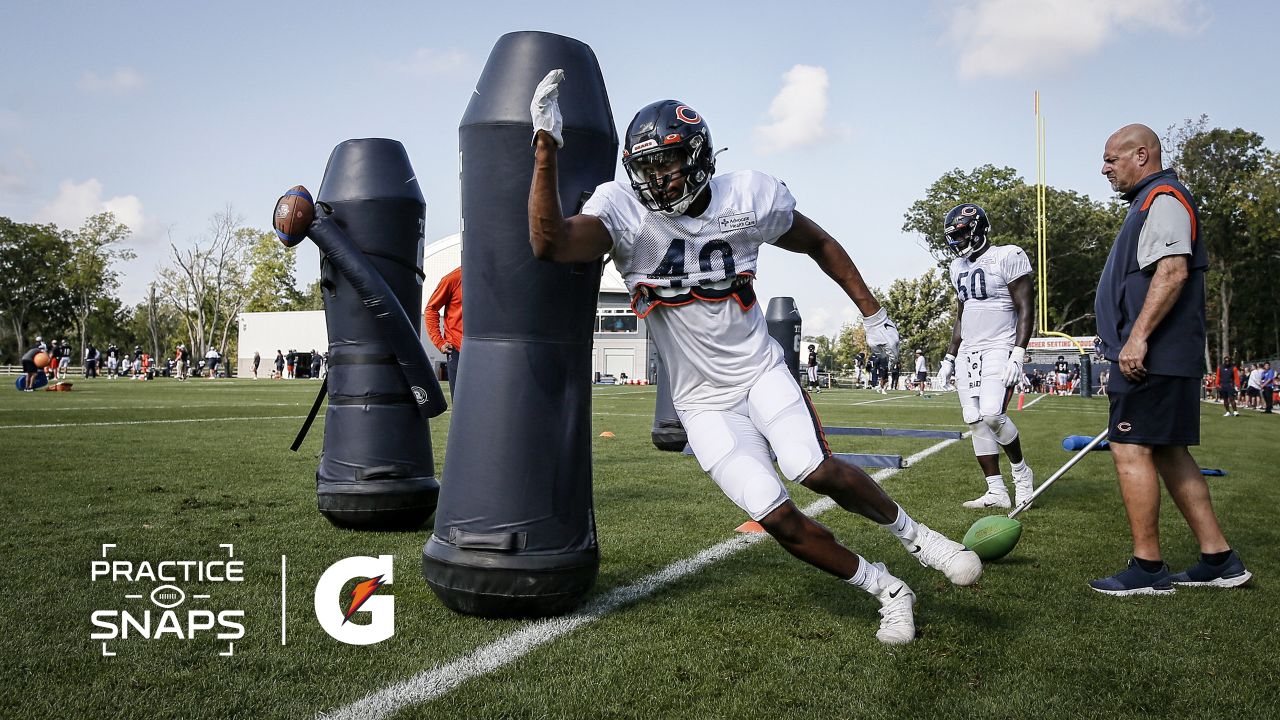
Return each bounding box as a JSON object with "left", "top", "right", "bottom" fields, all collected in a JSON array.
[{"left": 3, "top": 378, "right": 1277, "bottom": 719}]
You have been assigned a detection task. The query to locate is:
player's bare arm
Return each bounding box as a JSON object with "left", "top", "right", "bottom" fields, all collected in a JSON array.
[
  {"left": 1118, "top": 254, "right": 1189, "bottom": 381},
  {"left": 528, "top": 132, "right": 613, "bottom": 263},
  {"left": 946, "top": 299, "right": 964, "bottom": 357},
  {"left": 773, "top": 211, "right": 881, "bottom": 317}
]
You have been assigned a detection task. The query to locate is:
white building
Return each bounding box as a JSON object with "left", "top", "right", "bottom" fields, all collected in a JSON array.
[{"left": 238, "top": 233, "right": 656, "bottom": 382}]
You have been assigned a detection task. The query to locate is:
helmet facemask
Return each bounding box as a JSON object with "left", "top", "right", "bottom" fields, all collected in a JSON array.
[
  {"left": 624, "top": 140, "right": 710, "bottom": 216},
  {"left": 945, "top": 222, "right": 989, "bottom": 259}
]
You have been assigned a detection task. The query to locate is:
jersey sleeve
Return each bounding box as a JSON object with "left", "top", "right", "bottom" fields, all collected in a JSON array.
[
  {"left": 1000, "top": 246, "right": 1033, "bottom": 282},
  {"left": 1137, "top": 194, "right": 1193, "bottom": 270},
  {"left": 579, "top": 181, "right": 632, "bottom": 250},
  {"left": 755, "top": 173, "right": 797, "bottom": 244}
]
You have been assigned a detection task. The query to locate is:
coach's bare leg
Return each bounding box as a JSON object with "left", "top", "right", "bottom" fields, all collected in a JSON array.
[
  {"left": 758, "top": 500, "right": 859, "bottom": 578},
  {"left": 801, "top": 457, "right": 897, "bottom": 524},
  {"left": 1153, "top": 445, "right": 1230, "bottom": 553},
  {"left": 1110, "top": 442, "right": 1163, "bottom": 560}
]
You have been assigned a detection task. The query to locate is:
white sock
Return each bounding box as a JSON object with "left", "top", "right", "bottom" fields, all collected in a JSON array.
[
  {"left": 846, "top": 556, "right": 892, "bottom": 595},
  {"left": 1011, "top": 460, "right": 1028, "bottom": 474},
  {"left": 881, "top": 503, "right": 918, "bottom": 544},
  {"left": 985, "top": 475, "right": 1007, "bottom": 494}
]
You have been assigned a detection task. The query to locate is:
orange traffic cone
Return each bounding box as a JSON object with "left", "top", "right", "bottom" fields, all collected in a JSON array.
[
  {"left": 1017, "top": 392, "right": 1025, "bottom": 410},
  {"left": 735, "top": 520, "right": 766, "bottom": 534}
]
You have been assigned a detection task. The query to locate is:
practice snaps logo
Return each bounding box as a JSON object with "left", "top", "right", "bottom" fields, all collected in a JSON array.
[
  {"left": 314, "top": 555, "right": 395, "bottom": 645},
  {"left": 90, "top": 543, "right": 245, "bottom": 657}
]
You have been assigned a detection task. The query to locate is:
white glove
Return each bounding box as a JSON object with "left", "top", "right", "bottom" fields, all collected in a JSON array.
[
  {"left": 862, "top": 307, "right": 900, "bottom": 363},
  {"left": 1003, "top": 346, "right": 1026, "bottom": 387},
  {"left": 939, "top": 353, "right": 955, "bottom": 383},
  {"left": 530, "top": 68, "right": 564, "bottom": 147}
]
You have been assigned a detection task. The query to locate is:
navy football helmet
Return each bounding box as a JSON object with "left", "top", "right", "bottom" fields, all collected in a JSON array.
[
  {"left": 622, "top": 100, "right": 715, "bottom": 216},
  {"left": 943, "top": 203, "right": 991, "bottom": 259}
]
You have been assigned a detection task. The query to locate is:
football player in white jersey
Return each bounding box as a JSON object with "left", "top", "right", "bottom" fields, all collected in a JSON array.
[
  {"left": 937, "top": 204, "right": 1036, "bottom": 510},
  {"left": 528, "top": 70, "right": 980, "bottom": 645}
]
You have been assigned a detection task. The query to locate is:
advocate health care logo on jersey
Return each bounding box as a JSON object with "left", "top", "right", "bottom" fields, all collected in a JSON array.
[{"left": 90, "top": 543, "right": 246, "bottom": 657}]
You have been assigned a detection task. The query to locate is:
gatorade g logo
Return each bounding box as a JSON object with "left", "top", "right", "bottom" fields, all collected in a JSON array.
[
  {"left": 314, "top": 555, "right": 394, "bottom": 645},
  {"left": 411, "top": 386, "right": 427, "bottom": 404}
]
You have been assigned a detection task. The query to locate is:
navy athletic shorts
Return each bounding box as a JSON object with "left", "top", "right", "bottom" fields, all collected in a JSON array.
[{"left": 1107, "top": 373, "right": 1200, "bottom": 446}]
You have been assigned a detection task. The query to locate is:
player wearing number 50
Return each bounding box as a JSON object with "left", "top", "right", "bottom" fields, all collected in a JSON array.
[
  {"left": 938, "top": 204, "right": 1036, "bottom": 510},
  {"left": 528, "top": 70, "right": 982, "bottom": 645}
]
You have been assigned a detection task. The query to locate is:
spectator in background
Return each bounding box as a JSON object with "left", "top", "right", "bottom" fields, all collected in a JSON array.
[
  {"left": 1099, "top": 367, "right": 1110, "bottom": 396},
  {"left": 914, "top": 349, "right": 929, "bottom": 396},
  {"left": 106, "top": 343, "right": 119, "bottom": 378},
  {"left": 175, "top": 344, "right": 190, "bottom": 381},
  {"left": 890, "top": 357, "right": 902, "bottom": 391},
  {"left": 84, "top": 343, "right": 99, "bottom": 378},
  {"left": 425, "top": 265, "right": 463, "bottom": 399},
  {"left": 1217, "top": 356, "right": 1240, "bottom": 416},
  {"left": 1246, "top": 363, "right": 1264, "bottom": 411},
  {"left": 205, "top": 347, "right": 220, "bottom": 378},
  {"left": 1261, "top": 362, "right": 1275, "bottom": 414},
  {"left": 310, "top": 349, "right": 322, "bottom": 379},
  {"left": 274, "top": 350, "right": 285, "bottom": 379},
  {"left": 252, "top": 351, "right": 261, "bottom": 380},
  {"left": 285, "top": 349, "right": 296, "bottom": 379},
  {"left": 20, "top": 342, "right": 42, "bottom": 391}
]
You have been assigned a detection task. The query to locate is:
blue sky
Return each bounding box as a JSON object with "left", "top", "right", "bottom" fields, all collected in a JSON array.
[{"left": 2, "top": 0, "right": 1277, "bottom": 337}]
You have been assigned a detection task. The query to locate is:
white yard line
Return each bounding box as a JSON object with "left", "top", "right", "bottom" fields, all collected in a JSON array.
[
  {"left": 0, "top": 415, "right": 310, "bottom": 430},
  {"left": 317, "top": 435, "right": 963, "bottom": 720}
]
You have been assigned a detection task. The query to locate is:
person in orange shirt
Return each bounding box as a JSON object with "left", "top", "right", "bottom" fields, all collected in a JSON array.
[{"left": 424, "top": 265, "right": 463, "bottom": 399}]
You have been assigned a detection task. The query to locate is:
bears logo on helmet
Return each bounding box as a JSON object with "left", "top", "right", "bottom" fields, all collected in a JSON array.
[
  {"left": 622, "top": 100, "right": 716, "bottom": 216},
  {"left": 943, "top": 203, "right": 991, "bottom": 259}
]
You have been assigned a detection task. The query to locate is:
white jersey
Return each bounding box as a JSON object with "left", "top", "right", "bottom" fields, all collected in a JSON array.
[
  {"left": 949, "top": 244, "right": 1032, "bottom": 351},
  {"left": 582, "top": 170, "right": 796, "bottom": 411}
]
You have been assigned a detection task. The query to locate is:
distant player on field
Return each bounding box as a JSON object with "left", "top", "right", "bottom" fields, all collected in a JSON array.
[
  {"left": 806, "top": 343, "right": 821, "bottom": 393},
  {"left": 937, "top": 204, "right": 1036, "bottom": 510},
  {"left": 1054, "top": 355, "right": 1070, "bottom": 395}
]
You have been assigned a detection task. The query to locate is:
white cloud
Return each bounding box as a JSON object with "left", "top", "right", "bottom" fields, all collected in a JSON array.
[
  {"left": 950, "top": 0, "right": 1208, "bottom": 79},
  {"left": 77, "top": 67, "right": 146, "bottom": 94},
  {"left": 753, "top": 65, "right": 833, "bottom": 155},
  {"left": 33, "top": 178, "right": 169, "bottom": 304},
  {"left": 35, "top": 178, "right": 147, "bottom": 232},
  {"left": 389, "top": 47, "right": 468, "bottom": 76}
]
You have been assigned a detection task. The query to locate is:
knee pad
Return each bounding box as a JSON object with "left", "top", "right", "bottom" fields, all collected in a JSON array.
[
  {"left": 981, "top": 413, "right": 1019, "bottom": 445},
  {"left": 969, "top": 422, "right": 999, "bottom": 456},
  {"left": 708, "top": 452, "right": 789, "bottom": 521}
]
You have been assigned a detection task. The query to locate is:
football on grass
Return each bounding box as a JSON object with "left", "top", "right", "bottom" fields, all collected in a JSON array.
[
  {"left": 963, "top": 515, "right": 1023, "bottom": 561},
  {"left": 273, "top": 185, "right": 314, "bottom": 247}
]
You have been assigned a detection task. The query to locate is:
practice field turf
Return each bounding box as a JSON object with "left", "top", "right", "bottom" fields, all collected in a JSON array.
[{"left": 3, "top": 379, "right": 1277, "bottom": 719}]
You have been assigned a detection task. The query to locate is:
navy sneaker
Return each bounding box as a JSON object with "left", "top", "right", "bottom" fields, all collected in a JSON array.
[
  {"left": 1089, "top": 558, "right": 1175, "bottom": 596},
  {"left": 1170, "top": 551, "right": 1252, "bottom": 588}
]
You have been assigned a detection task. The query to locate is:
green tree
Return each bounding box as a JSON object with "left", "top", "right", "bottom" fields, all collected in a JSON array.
[
  {"left": 0, "top": 217, "right": 73, "bottom": 359},
  {"left": 1167, "top": 125, "right": 1276, "bottom": 362},
  {"left": 66, "top": 212, "right": 136, "bottom": 364},
  {"left": 876, "top": 268, "right": 955, "bottom": 363},
  {"left": 158, "top": 208, "right": 253, "bottom": 358},
  {"left": 295, "top": 279, "right": 326, "bottom": 311},
  {"left": 244, "top": 230, "right": 303, "bottom": 312}
]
